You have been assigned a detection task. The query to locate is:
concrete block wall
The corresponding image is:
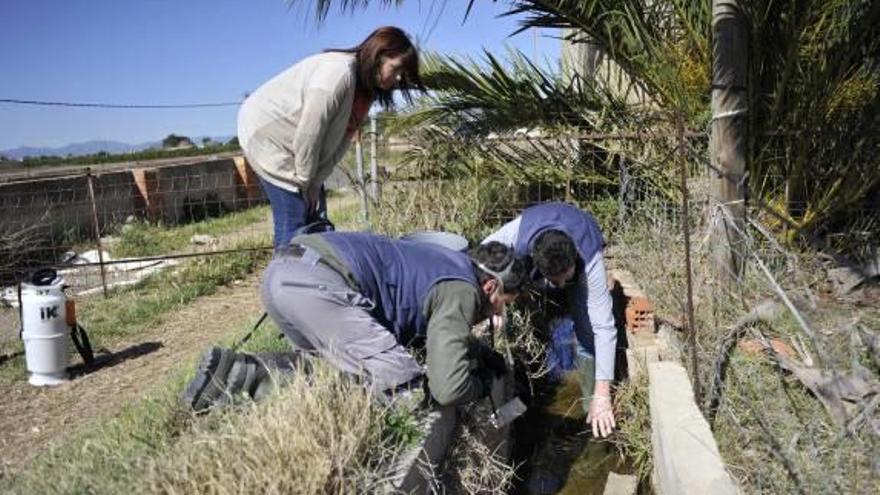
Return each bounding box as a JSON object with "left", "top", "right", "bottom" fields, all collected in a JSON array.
[
  {"left": 233, "top": 156, "right": 263, "bottom": 206},
  {"left": 648, "top": 362, "right": 739, "bottom": 495},
  {"left": 609, "top": 268, "right": 740, "bottom": 495},
  {"left": 0, "top": 156, "right": 266, "bottom": 246},
  {"left": 0, "top": 174, "right": 95, "bottom": 244},
  {"left": 145, "top": 158, "right": 253, "bottom": 223},
  {"left": 92, "top": 169, "right": 140, "bottom": 227},
  {"left": 0, "top": 156, "right": 269, "bottom": 283},
  {"left": 132, "top": 168, "right": 163, "bottom": 221}
]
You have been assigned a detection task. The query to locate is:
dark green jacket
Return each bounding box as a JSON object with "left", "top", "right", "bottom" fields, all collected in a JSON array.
[{"left": 296, "top": 234, "right": 490, "bottom": 405}]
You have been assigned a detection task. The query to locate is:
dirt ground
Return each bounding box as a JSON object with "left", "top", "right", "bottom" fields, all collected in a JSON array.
[
  {"left": 0, "top": 274, "right": 264, "bottom": 476},
  {"left": 0, "top": 217, "right": 272, "bottom": 344},
  {"left": 0, "top": 197, "right": 361, "bottom": 476}
]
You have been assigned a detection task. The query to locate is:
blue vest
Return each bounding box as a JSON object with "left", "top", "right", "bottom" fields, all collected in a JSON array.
[
  {"left": 321, "top": 232, "right": 478, "bottom": 344},
  {"left": 515, "top": 202, "right": 605, "bottom": 269}
]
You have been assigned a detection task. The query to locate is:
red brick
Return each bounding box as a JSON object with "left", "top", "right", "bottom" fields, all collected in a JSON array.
[
  {"left": 233, "top": 156, "right": 262, "bottom": 206},
  {"left": 131, "top": 168, "right": 164, "bottom": 221},
  {"left": 625, "top": 296, "right": 655, "bottom": 334}
]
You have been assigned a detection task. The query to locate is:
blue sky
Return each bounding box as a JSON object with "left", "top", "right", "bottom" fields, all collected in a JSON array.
[{"left": 0, "top": 0, "right": 560, "bottom": 150}]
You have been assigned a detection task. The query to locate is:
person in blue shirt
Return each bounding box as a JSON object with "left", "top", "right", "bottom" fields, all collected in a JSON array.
[
  {"left": 182, "top": 232, "right": 529, "bottom": 411},
  {"left": 483, "top": 202, "right": 617, "bottom": 438}
]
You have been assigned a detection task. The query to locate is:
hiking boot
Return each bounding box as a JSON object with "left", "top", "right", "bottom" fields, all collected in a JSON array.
[
  {"left": 250, "top": 351, "right": 302, "bottom": 401},
  {"left": 181, "top": 347, "right": 302, "bottom": 412},
  {"left": 181, "top": 346, "right": 238, "bottom": 412},
  {"left": 223, "top": 352, "right": 270, "bottom": 403}
]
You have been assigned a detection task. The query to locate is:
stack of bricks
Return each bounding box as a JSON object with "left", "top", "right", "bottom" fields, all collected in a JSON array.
[
  {"left": 233, "top": 156, "right": 263, "bottom": 207},
  {"left": 132, "top": 168, "right": 164, "bottom": 221},
  {"left": 609, "top": 269, "right": 656, "bottom": 336},
  {"left": 608, "top": 268, "right": 659, "bottom": 377},
  {"left": 625, "top": 295, "right": 655, "bottom": 335}
]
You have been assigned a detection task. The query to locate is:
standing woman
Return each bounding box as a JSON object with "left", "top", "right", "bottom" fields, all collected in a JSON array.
[{"left": 238, "top": 26, "right": 423, "bottom": 248}]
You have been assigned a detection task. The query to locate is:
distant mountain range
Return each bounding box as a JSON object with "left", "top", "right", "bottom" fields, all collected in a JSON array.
[{"left": 1, "top": 135, "right": 234, "bottom": 160}]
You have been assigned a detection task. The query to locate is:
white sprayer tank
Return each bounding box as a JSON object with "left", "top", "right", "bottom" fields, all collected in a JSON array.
[{"left": 20, "top": 277, "right": 70, "bottom": 386}]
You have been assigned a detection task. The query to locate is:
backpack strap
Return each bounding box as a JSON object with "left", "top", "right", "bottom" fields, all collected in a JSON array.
[{"left": 70, "top": 322, "right": 95, "bottom": 365}]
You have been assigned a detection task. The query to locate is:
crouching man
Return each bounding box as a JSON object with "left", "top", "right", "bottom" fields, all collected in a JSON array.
[
  {"left": 483, "top": 202, "right": 617, "bottom": 438},
  {"left": 182, "top": 231, "right": 528, "bottom": 411}
]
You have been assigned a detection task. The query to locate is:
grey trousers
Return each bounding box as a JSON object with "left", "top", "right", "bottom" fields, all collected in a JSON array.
[{"left": 261, "top": 249, "right": 424, "bottom": 392}]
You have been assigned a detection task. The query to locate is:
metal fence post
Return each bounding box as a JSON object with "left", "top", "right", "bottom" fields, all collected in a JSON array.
[
  {"left": 355, "top": 130, "right": 369, "bottom": 225},
  {"left": 618, "top": 158, "right": 629, "bottom": 230},
  {"left": 85, "top": 170, "right": 109, "bottom": 298},
  {"left": 370, "top": 116, "right": 380, "bottom": 203},
  {"left": 678, "top": 123, "right": 699, "bottom": 400},
  {"left": 566, "top": 136, "right": 578, "bottom": 202}
]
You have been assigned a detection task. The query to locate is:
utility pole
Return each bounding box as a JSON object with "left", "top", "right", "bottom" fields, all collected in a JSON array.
[{"left": 710, "top": 0, "right": 748, "bottom": 284}]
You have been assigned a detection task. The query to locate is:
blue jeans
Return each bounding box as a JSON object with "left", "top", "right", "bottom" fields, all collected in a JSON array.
[{"left": 258, "top": 177, "right": 327, "bottom": 249}]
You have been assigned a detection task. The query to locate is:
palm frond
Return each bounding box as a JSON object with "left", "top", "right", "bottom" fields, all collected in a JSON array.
[
  {"left": 504, "top": 0, "right": 710, "bottom": 118},
  {"left": 289, "top": 0, "right": 880, "bottom": 251},
  {"left": 394, "top": 49, "right": 640, "bottom": 134},
  {"left": 286, "top": 0, "right": 406, "bottom": 22},
  {"left": 741, "top": 0, "right": 880, "bottom": 241}
]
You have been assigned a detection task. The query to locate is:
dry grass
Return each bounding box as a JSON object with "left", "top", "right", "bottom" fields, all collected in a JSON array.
[
  {"left": 371, "top": 177, "right": 517, "bottom": 243},
  {"left": 441, "top": 404, "right": 519, "bottom": 494},
  {"left": 0, "top": 194, "right": 417, "bottom": 495},
  {"left": 146, "top": 363, "right": 405, "bottom": 495},
  {"left": 436, "top": 319, "right": 523, "bottom": 494},
  {"left": 500, "top": 308, "right": 553, "bottom": 384},
  {"left": 1, "top": 369, "right": 195, "bottom": 494},
  {"left": 610, "top": 370, "right": 652, "bottom": 483},
  {"left": 2, "top": 360, "right": 414, "bottom": 495},
  {"left": 611, "top": 193, "right": 880, "bottom": 494}
]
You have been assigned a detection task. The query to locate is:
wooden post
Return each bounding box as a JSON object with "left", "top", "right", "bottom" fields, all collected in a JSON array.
[{"left": 710, "top": 0, "right": 748, "bottom": 284}]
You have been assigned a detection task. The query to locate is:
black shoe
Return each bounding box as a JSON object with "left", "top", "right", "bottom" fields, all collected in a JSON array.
[{"left": 181, "top": 346, "right": 237, "bottom": 412}]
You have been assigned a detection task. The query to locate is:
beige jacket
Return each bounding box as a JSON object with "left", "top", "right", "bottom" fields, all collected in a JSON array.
[{"left": 237, "top": 52, "right": 358, "bottom": 193}]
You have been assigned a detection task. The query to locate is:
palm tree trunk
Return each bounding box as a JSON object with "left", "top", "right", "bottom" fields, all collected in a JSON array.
[{"left": 710, "top": 0, "right": 748, "bottom": 284}]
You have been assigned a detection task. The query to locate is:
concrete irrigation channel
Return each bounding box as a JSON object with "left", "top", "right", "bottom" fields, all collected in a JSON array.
[{"left": 390, "top": 269, "right": 740, "bottom": 494}]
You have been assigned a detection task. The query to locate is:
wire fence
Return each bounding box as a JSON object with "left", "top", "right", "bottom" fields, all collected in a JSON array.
[
  {"left": 0, "top": 121, "right": 868, "bottom": 314},
  {"left": 1, "top": 118, "right": 876, "bottom": 490},
  {"left": 0, "top": 155, "right": 270, "bottom": 336},
  {"left": 362, "top": 124, "right": 878, "bottom": 491},
  {"left": 2, "top": 124, "right": 875, "bottom": 354},
  {"left": 1, "top": 159, "right": 263, "bottom": 271},
  {"left": 1, "top": 126, "right": 875, "bottom": 358}
]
